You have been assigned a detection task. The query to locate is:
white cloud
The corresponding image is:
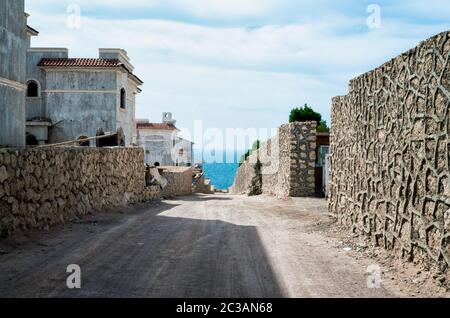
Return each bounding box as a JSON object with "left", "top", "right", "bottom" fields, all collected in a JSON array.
[
  {"left": 27, "top": 0, "right": 278, "bottom": 19},
  {"left": 173, "top": 0, "right": 277, "bottom": 18},
  {"left": 28, "top": 14, "right": 447, "bottom": 76}
]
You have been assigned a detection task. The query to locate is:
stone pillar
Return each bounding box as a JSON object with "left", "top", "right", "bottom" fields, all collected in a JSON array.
[
  {"left": 288, "top": 122, "right": 317, "bottom": 197},
  {"left": 0, "top": 0, "right": 27, "bottom": 147}
]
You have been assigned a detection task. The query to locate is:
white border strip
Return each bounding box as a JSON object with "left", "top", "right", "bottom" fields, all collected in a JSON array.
[
  {"left": 43, "top": 89, "right": 117, "bottom": 94},
  {"left": 27, "top": 47, "right": 68, "bottom": 53},
  {"left": 0, "top": 77, "right": 26, "bottom": 91}
]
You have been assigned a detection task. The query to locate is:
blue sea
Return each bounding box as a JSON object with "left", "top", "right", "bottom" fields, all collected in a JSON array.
[
  {"left": 203, "top": 163, "right": 240, "bottom": 190},
  {"left": 195, "top": 149, "right": 245, "bottom": 190}
]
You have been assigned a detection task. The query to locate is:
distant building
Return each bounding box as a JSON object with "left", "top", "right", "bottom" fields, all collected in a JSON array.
[
  {"left": 176, "top": 137, "right": 194, "bottom": 167},
  {"left": 0, "top": 1, "right": 28, "bottom": 147},
  {"left": 137, "top": 113, "right": 194, "bottom": 166},
  {"left": 25, "top": 29, "right": 143, "bottom": 146}
]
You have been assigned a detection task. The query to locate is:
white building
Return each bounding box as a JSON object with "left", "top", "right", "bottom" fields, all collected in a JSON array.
[
  {"left": 137, "top": 113, "right": 194, "bottom": 167},
  {"left": 25, "top": 45, "right": 143, "bottom": 146},
  {"left": 22, "top": 23, "right": 143, "bottom": 146},
  {"left": 0, "top": 2, "right": 28, "bottom": 147}
]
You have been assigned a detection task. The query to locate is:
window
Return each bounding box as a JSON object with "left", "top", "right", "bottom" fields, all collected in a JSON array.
[
  {"left": 27, "top": 80, "right": 39, "bottom": 97},
  {"left": 26, "top": 133, "right": 38, "bottom": 146},
  {"left": 316, "top": 146, "right": 330, "bottom": 167},
  {"left": 120, "top": 88, "right": 126, "bottom": 109},
  {"left": 78, "top": 136, "right": 90, "bottom": 147}
]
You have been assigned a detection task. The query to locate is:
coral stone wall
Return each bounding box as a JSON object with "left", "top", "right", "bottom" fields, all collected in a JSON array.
[
  {"left": 232, "top": 150, "right": 262, "bottom": 196},
  {"left": 232, "top": 122, "right": 317, "bottom": 198},
  {"left": 160, "top": 166, "right": 193, "bottom": 198},
  {"left": 329, "top": 31, "right": 450, "bottom": 269},
  {"left": 0, "top": 147, "right": 160, "bottom": 237},
  {"left": 286, "top": 122, "right": 317, "bottom": 197}
]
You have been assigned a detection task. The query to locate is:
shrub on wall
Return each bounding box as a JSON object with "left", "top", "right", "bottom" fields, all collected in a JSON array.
[
  {"left": 239, "top": 140, "right": 261, "bottom": 167},
  {"left": 289, "top": 104, "right": 330, "bottom": 133}
]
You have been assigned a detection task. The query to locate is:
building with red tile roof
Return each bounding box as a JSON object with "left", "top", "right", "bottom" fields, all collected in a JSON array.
[
  {"left": 137, "top": 113, "right": 194, "bottom": 167},
  {"left": 25, "top": 34, "right": 143, "bottom": 146},
  {"left": 136, "top": 122, "right": 179, "bottom": 131}
]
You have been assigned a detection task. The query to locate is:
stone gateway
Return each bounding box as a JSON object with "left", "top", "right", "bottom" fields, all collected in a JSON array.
[{"left": 232, "top": 122, "right": 317, "bottom": 198}]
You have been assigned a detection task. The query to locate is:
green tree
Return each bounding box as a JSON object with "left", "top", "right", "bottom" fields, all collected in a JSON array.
[
  {"left": 289, "top": 104, "right": 330, "bottom": 133},
  {"left": 317, "top": 120, "right": 330, "bottom": 133},
  {"left": 239, "top": 140, "right": 261, "bottom": 167},
  {"left": 251, "top": 140, "right": 261, "bottom": 151}
]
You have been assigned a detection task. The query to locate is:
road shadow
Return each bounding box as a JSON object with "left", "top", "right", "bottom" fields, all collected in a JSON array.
[
  {"left": 169, "top": 194, "right": 233, "bottom": 202},
  {"left": 0, "top": 200, "right": 179, "bottom": 249},
  {"left": 0, "top": 201, "right": 285, "bottom": 298}
]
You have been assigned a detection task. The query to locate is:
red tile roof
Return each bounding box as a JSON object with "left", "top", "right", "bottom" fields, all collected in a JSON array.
[
  {"left": 137, "top": 123, "right": 179, "bottom": 131},
  {"left": 38, "top": 58, "right": 123, "bottom": 68},
  {"left": 38, "top": 58, "right": 144, "bottom": 85}
]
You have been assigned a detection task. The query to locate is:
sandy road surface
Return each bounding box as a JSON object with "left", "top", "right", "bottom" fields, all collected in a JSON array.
[{"left": 0, "top": 194, "right": 396, "bottom": 298}]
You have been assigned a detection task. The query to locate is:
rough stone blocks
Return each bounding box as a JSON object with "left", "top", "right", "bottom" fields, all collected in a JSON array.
[
  {"left": 0, "top": 147, "right": 160, "bottom": 238},
  {"left": 329, "top": 31, "right": 450, "bottom": 271},
  {"left": 233, "top": 122, "right": 317, "bottom": 198}
]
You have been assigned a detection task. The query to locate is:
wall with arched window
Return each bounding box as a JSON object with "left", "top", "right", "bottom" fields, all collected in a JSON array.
[
  {"left": 25, "top": 79, "right": 45, "bottom": 120},
  {"left": 26, "top": 80, "right": 40, "bottom": 97},
  {"left": 120, "top": 88, "right": 126, "bottom": 109}
]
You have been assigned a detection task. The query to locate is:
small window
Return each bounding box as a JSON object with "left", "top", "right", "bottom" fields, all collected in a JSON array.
[
  {"left": 26, "top": 133, "right": 38, "bottom": 146},
  {"left": 27, "top": 80, "right": 39, "bottom": 97},
  {"left": 120, "top": 88, "right": 126, "bottom": 109},
  {"left": 316, "top": 146, "right": 330, "bottom": 167},
  {"left": 78, "top": 136, "right": 90, "bottom": 147}
]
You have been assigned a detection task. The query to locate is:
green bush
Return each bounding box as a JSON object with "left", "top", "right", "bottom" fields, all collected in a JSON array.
[
  {"left": 289, "top": 104, "right": 330, "bottom": 133},
  {"left": 252, "top": 140, "right": 261, "bottom": 151},
  {"left": 317, "top": 120, "right": 330, "bottom": 133},
  {"left": 239, "top": 140, "right": 261, "bottom": 167}
]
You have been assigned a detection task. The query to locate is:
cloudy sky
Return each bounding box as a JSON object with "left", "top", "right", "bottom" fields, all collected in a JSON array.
[{"left": 25, "top": 0, "right": 450, "bottom": 150}]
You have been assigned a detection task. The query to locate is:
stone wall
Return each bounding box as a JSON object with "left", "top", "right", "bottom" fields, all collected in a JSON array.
[
  {"left": 0, "top": 147, "right": 160, "bottom": 237},
  {"left": 232, "top": 122, "right": 317, "bottom": 198},
  {"left": 329, "top": 31, "right": 450, "bottom": 270},
  {"left": 160, "top": 166, "right": 193, "bottom": 198},
  {"left": 232, "top": 150, "right": 262, "bottom": 196},
  {"left": 194, "top": 175, "right": 215, "bottom": 194}
]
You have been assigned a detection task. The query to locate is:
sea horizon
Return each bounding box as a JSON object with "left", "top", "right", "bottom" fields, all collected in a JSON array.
[{"left": 194, "top": 149, "right": 246, "bottom": 190}]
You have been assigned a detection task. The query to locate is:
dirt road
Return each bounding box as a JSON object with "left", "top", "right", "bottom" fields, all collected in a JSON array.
[{"left": 0, "top": 194, "right": 397, "bottom": 298}]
